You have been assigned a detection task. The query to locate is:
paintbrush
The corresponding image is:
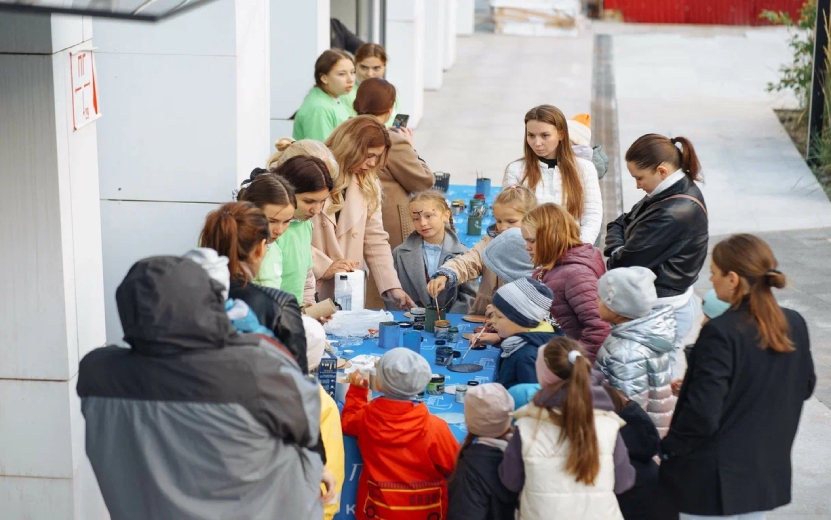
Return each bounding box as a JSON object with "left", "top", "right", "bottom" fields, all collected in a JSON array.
[{"left": 460, "top": 327, "right": 486, "bottom": 362}]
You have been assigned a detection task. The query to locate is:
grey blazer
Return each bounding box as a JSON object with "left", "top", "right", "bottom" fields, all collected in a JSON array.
[{"left": 391, "top": 229, "right": 478, "bottom": 314}]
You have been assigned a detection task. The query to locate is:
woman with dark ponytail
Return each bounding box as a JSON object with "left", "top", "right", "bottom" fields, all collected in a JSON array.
[
  {"left": 605, "top": 134, "right": 709, "bottom": 378},
  {"left": 199, "top": 201, "right": 309, "bottom": 373},
  {"left": 499, "top": 337, "right": 635, "bottom": 519},
  {"left": 660, "top": 234, "right": 815, "bottom": 520}
]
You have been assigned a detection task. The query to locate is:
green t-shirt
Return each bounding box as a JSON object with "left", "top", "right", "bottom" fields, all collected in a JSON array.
[
  {"left": 293, "top": 86, "right": 351, "bottom": 142},
  {"left": 254, "top": 242, "right": 283, "bottom": 290},
  {"left": 340, "top": 83, "right": 400, "bottom": 126},
  {"left": 274, "top": 220, "right": 314, "bottom": 304}
]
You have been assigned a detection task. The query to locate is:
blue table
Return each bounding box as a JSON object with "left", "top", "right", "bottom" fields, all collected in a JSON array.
[{"left": 332, "top": 311, "right": 502, "bottom": 520}]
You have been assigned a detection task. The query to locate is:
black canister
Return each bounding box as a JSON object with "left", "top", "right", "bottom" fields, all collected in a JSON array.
[{"left": 435, "top": 345, "right": 453, "bottom": 366}]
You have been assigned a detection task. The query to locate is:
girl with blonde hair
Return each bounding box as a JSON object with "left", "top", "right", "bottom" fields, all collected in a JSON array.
[
  {"left": 392, "top": 190, "right": 477, "bottom": 314},
  {"left": 522, "top": 203, "right": 609, "bottom": 362},
  {"left": 503, "top": 105, "right": 602, "bottom": 244},
  {"left": 314, "top": 116, "right": 415, "bottom": 310}
]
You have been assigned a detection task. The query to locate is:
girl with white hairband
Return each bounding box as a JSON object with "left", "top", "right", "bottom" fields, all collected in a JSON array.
[{"left": 499, "top": 337, "right": 635, "bottom": 519}]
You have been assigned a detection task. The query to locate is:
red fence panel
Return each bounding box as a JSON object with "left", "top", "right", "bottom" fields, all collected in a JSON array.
[{"left": 604, "top": 0, "right": 806, "bottom": 25}]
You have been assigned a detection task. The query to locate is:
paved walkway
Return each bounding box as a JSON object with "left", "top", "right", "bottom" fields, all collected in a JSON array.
[{"left": 416, "top": 22, "right": 831, "bottom": 516}]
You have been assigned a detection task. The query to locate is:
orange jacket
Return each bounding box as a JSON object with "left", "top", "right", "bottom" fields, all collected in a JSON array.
[{"left": 342, "top": 386, "right": 460, "bottom": 520}]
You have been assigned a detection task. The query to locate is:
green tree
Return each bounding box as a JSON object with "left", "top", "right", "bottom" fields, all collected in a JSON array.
[{"left": 761, "top": 0, "right": 817, "bottom": 111}]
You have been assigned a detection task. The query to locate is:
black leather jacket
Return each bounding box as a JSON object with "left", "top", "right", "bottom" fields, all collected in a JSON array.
[{"left": 604, "top": 176, "right": 708, "bottom": 298}]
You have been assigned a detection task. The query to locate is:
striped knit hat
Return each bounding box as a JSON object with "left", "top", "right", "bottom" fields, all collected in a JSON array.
[{"left": 492, "top": 277, "right": 553, "bottom": 328}]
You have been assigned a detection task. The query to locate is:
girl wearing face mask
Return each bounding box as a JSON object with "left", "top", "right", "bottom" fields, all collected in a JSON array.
[
  {"left": 293, "top": 49, "right": 356, "bottom": 142},
  {"left": 312, "top": 116, "right": 416, "bottom": 311},
  {"left": 199, "top": 201, "right": 309, "bottom": 373},
  {"left": 341, "top": 43, "right": 400, "bottom": 126},
  {"left": 503, "top": 105, "right": 603, "bottom": 244},
  {"left": 605, "top": 134, "right": 708, "bottom": 378}
]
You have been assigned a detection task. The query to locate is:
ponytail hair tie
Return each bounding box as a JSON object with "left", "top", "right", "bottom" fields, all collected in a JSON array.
[
  {"left": 567, "top": 350, "right": 582, "bottom": 365},
  {"left": 766, "top": 269, "right": 782, "bottom": 276},
  {"left": 670, "top": 137, "right": 678, "bottom": 145}
]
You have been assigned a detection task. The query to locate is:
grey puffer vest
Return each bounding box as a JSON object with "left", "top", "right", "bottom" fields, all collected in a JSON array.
[{"left": 597, "top": 305, "right": 677, "bottom": 435}]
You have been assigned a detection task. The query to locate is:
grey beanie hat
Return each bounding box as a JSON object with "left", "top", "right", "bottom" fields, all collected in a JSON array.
[
  {"left": 481, "top": 228, "right": 534, "bottom": 283},
  {"left": 597, "top": 266, "right": 657, "bottom": 319},
  {"left": 376, "top": 348, "right": 432, "bottom": 400}
]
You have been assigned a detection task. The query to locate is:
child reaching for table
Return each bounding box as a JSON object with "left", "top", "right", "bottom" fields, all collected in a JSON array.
[
  {"left": 392, "top": 190, "right": 478, "bottom": 314},
  {"left": 448, "top": 383, "right": 519, "bottom": 520},
  {"left": 427, "top": 186, "right": 537, "bottom": 344},
  {"left": 342, "top": 348, "right": 460, "bottom": 520},
  {"left": 490, "top": 277, "right": 564, "bottom": 390}
]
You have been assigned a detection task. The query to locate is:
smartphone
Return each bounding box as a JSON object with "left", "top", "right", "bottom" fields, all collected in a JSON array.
[{"left": 392, "top": 113, "right": 409, "bottom": 130}]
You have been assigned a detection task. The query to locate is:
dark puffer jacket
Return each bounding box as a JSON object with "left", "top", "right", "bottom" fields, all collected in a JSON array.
[
  {"left": 604, "top": 175, "right": 708, "bottom": 298},
  {"left": 448, "top": 442, "right": 518, "bottom": 520},
  {"left": 229, "top": 280, "right": 308, "bottom": 373},
  {"left": 534, "top": 244, "right": 610, "bottom": 362},
  {"left": 78, "top": 256, "right": 324, "bottom": 520}
]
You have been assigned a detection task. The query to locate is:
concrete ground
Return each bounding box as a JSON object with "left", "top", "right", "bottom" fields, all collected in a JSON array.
[{"left": 416, "top": 19, "right": 831, "bottom": 517}]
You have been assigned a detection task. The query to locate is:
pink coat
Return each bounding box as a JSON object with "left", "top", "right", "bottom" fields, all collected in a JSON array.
[
  {"left": 534, "top": 244, "right": 610, "bottom": 362},
  {"left": 312, "top": 175, "right": 402, "bottom": 302}
]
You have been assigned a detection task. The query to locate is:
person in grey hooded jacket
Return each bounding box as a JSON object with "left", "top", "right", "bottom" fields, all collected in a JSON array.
[
  {"left": 77, "top": 256, "right": 326, "bottom": 520},
  {"left": 595, "top": 267, "right": 677, "bottom": 436}
]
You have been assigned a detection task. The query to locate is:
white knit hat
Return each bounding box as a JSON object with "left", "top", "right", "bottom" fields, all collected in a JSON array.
[
  {"left": 597, "top": 267, "right": 657, "bottom": 319},
  {"left": 567, "top": 114, "right": 592, "bottom": 147},
  {"left": 302, "top": 315, "right": 328, "bottom": 371}
]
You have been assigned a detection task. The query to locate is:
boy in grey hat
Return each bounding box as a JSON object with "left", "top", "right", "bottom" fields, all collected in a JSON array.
[
  {"left": 342, "top": 348, "right": 460, "bottom": 519},
  {"left": 595, "top": 266, "right": 678, "bottom": 435}
]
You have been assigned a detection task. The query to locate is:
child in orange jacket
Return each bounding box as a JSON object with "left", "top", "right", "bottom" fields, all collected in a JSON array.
[{"left": 342, "top": 348, "right": 460, "bottom": 520}]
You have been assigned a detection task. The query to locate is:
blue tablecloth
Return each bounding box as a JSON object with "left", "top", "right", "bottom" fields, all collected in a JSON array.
[{"left": 332, "top": 311, "right": 502, "bottom": 520}]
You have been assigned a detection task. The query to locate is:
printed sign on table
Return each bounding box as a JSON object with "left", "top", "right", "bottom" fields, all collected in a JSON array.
[{"left": 70, "top": 51, "right": 100, "bottom": 130}]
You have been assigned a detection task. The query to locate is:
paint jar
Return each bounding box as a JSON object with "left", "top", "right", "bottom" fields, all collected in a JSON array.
[
  {"left": 467, "top": 216, "right": 483, "bottom": 236},
  {"left": 434, "top": 320, "right": 451, "bottom": 339},
  {"left": 475, "top": 178, "right": 492, "bottom": 199},
  {"left": 448, "top": 326, "right": 460, "bottom": 343},
  {"left": 451, "top": 203, "right": 464, "bottom": 216},
  {"left": 426, "top": 374, "right": 446, "bottom": 395},
  {"left": 410, "top": 307, "right": 426, "bottom": 325},
  {"left": 425, "top": 306, "right": 439, "bottom": 333},
  {"left": 379, "top": 321, "right": 400, "bottom": 349},
  {"left": 455, "top": 384, "right": 468, "bottom": 403},
  {"left": 435, "top": 345, "right": 453, "bottom": 366}
]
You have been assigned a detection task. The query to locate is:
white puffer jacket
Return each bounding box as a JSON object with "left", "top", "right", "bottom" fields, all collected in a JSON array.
[
  {"left": 502, "top": 157, "right": 602, "bottom": 244},
  {"left": 514, "top": 404, "right": 625, "bottom": 520},
  {"left": 596, "top": 305, "right": 678, "bottom": 436}
]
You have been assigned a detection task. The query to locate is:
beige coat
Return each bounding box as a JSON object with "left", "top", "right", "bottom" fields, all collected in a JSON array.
[
  {"left": 312, "top": 175, "right": 402, "bottom": 303},
  {"left": 365, "top": 131, "right": 435, "bottom": 309},
  {"left": 438, "top": 233, "right": 501, "bottom": 316}
]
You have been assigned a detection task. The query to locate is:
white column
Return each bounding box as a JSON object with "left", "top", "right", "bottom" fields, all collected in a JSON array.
[
  {"left": 386, "top": 0, "right": 426, "bottom": 127},
  {"left": 456, "top": 0, "right": 476, "bottom": 35},
  {"left": 443, "top": 0, "right": 457, "bottom": 70},
  {"left": 271, "top": 0, "right": 330, "bottom": 141},
  {"left": 94, "top": 0, "right": 271, "bottom": 343},
  {"left": 0, "top": 13, "right": 108, "bottom": 520},
  {"left": 423, "top": 0, "right": 445, "bottom": 91}
]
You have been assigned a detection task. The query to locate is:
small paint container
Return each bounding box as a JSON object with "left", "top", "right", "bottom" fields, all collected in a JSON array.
[
  {"left": 427, "top": 374, "right": 446, "bottom": 395},
  {"left": 435, "top": 345, "right": 453, "bottom": 366},
  {"left": 455, "top": 384, "right": 468, "bottom": 403},
  {"left": 410, "top": 307, "right": 426, "bottom": 325},
  {"left": 448, "top": 326, "right": 460, "bottom": 343},
  {"left": 434, "top": 320, "right": 451, "bottom": 339}
]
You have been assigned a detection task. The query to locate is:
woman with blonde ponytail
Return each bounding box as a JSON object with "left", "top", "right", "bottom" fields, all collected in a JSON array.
[
  {"left": 661, "top": 234, "right": 815, "bottom": 520},
  {"left": 499, "top": 337, "right": 634, "bottom": 519}
]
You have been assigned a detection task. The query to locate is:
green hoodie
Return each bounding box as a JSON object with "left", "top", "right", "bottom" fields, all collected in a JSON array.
[
  {"left": 274, "top": 220, "right": 314, "bottom": 304},
  {"left": 293, "top": 86, "right": 351, "bottom": 142}
]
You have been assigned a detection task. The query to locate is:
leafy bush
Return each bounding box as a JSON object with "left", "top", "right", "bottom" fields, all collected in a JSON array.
[{"left": 761, "top": 0, "right": 817, "bottom": 110}]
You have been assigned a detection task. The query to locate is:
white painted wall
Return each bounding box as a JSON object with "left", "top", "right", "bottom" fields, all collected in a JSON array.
[
  {"left": 271, "top": 0, "right": 330, "bottom": 142},
  {"left": 95, "top": 0, "right": 271, "bottom": 343},
  {"left": 423, "top": 0, "right": 446, "bottom": 91},
  {"left": 0, "top": 13, "right": 108, "bottom": 519},
  {"left": 457, "top": 0, "right": 476, "bottom": 35},
  {"left": 443, "top": 0, "right": 457, "bottom": 70},
  {"left": 386, "top": 0, "right": 426, "bottom": 127}
]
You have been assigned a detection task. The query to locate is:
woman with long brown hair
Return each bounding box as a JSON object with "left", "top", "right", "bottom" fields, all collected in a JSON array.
[
  {"left": 499, "top": 337, "right": 634, "bottom": 519},
  {"left": 199, "top": 201, "right": 308, "bottom": 372},
  {"left": 660, "top": 234, "right": 815, "bottom": 520},
  {"left": 313, "top": 116, "right": 415, "bottom": 310},
  {"left": 605, "top": 133, "right": 709, "bottom": 379},
  {"left": 503, "top": 105, "right": 603, "bottom": 244},
  {"left": 522, "top": 203, "right": 609, "bottom": 361}
]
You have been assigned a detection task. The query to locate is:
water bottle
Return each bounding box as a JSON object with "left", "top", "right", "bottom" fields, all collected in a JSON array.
[{"left": 335, "top": 274, "right": 352, "bottom": 311}]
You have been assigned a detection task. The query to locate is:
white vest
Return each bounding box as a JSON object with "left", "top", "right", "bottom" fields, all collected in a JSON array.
[{"left": 514, "top": 403, "right": 625, "bottom": 520}]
